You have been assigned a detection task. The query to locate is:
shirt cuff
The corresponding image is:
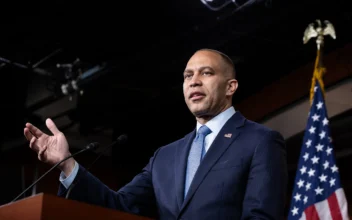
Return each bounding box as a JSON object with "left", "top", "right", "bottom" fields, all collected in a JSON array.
[{"left": 59, "top": 160, "right": 79, "bottom": 189}]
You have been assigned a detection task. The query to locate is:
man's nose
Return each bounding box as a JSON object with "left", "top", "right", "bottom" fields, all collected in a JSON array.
[{"left": 190, "top": 75, "right": 202, "bottom": 87}]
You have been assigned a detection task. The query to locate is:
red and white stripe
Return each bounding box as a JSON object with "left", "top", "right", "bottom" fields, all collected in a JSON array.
[{"left": 299, "top": 188, "right": 350, "bottom": 220}]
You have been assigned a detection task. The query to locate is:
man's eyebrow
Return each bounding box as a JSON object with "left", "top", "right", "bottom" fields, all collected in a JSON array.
[
  {"left": 184, "top": 66, "right": 214, "bottom": 74},
  {"left": 184, "top": 69, "right": 193, "bottom": 74},
  {"left": 199, "top": 66, "right": 214, "bottom": 71}
]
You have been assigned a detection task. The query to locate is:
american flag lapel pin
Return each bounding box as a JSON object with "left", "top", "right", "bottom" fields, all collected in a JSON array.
[{"left": 224, "top": 133, "right": 232, "bottom": 138}]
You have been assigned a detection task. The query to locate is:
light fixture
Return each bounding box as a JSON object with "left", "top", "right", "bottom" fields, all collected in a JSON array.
[
  {"left": 200, "top": 0, "right": 234, "bottom": 11},
  {"left": 200, "top": 0, "right": 263, "bottom": 11}
]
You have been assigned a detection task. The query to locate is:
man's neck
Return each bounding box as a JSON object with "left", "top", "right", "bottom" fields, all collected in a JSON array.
[{"left": 196, "top": 105, "right": 233, "bottom": 124}]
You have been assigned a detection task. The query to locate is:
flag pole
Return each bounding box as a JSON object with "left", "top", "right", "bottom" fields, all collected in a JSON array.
[{"left": 302, "top": 19, "right": 336, "bottom": 104}]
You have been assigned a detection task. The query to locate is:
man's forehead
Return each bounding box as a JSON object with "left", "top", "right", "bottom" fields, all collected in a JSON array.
[
  {"left": 184, "top": 49, "right": 236, "bottom": 78},
  {"left": 186, "top": 50, "right": 222, "bottom": 67}
]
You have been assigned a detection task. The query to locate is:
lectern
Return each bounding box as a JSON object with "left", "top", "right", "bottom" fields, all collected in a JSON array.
[{"left": 0, "top": 193, "right": 153, "bottom": 220}]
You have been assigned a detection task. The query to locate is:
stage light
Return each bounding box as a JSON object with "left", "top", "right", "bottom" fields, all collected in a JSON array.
[
  {"left": 200, "top": 0, "right": 262, "bottom": 11},
  {"left": 200, "top": 0, "right": 234, "bottom": 11}
]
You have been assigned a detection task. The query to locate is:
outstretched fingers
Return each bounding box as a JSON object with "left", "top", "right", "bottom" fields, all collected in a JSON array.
[
  {"left": 25, "top": 123, "right": 44, "bottom": 138},
  {"left": 29, "top": 136, "right": 40, "bottom": 152},
  {"left": 46, "top": 118, "right": 61, "bottom": 135},
  {"left": 24, "top": 127, "right": 33, "bottom": 141}
]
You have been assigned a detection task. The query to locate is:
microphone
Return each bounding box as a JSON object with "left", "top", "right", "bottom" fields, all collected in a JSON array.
[
  {"left": 11, "top": 142, "right": 100, "bottom": 203},
  {"left": 64, "top": 134, "right": 128, "bottom": 199}
]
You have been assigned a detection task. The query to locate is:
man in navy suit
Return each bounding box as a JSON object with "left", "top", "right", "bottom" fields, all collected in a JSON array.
[{"left": 24, "top": 49, "right": 288, "bottom": 219}]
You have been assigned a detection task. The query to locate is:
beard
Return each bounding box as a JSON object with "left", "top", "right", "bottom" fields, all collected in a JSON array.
[
  {"left": 193, "top": 109, "right": 211, "bottom": 118},
  {"left": 188, "top": 97, "right": 228, "bottom": 121},
  {"left": 189, "top": 100, "right": 213, "bottom": 118}
]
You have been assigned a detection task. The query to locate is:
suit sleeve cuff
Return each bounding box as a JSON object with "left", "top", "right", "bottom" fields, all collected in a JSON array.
[{"left": 59, "top": 161, "right": 79, "bottom": 189}]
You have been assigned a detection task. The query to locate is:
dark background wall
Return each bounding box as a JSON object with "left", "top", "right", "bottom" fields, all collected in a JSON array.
[{"left": 0, "top": 0, "right": 351, "bottom": 218}]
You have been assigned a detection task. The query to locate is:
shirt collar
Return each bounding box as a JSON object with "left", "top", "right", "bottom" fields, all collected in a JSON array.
[{"left": 196, "top": 106, "right": 236, "bottom": 134}]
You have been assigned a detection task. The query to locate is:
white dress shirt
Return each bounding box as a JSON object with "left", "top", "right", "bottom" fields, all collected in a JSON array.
[{"left": 196, "top": 106, "right": 236, "bottom": 154}]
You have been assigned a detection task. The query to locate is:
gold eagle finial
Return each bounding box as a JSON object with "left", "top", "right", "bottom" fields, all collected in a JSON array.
[{"left": 303, "top": 19, "right": 336, "bottom": 49}]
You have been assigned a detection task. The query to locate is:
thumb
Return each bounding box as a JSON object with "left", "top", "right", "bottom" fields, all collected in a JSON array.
[{"left": 46, "top": 118, "right": 61, "bottom": 135}]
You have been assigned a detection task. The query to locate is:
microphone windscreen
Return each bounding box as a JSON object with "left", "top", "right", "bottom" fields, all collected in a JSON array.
[{"left": 87, "top": 142, "right": 100, "bottom": 150}]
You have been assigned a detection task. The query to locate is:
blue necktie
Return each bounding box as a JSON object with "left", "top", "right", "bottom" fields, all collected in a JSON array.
[{"left": 184, "top": 125, "right": 212, "bottom": 198}]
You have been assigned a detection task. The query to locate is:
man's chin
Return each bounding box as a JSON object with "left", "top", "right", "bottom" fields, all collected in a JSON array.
[{"left": 192, "top": 108, "right": 210, "bottom": 118}]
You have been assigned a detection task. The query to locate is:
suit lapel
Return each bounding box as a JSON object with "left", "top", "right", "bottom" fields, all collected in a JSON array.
[
  {"left": 175, "top": 130, "right": 196, "bottom": 210},
  {"left": 179, "top": 112, "right": 246, "bottom": 214}
]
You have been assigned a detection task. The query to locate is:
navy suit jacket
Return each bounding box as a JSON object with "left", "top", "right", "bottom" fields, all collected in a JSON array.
[{"left": 58, "top": 111, "right": 288, "bottom": 220}]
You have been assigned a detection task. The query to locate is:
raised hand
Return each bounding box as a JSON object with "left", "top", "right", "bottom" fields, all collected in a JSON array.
[{"left": 24, "top": 118, "right": 75, "bottom": 176}]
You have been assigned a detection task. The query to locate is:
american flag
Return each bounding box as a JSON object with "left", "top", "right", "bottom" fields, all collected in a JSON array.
[{"left": 287, "top": 78, "right": 349, "bottom": 220}]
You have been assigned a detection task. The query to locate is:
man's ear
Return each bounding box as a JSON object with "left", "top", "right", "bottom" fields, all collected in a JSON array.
[{"left": 227, "top": 79, "right": 238, "bottom": 96}]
